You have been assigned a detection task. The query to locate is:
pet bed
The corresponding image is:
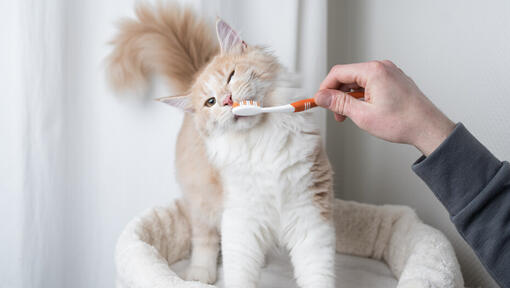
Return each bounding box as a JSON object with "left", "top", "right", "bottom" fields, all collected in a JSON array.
[{"left": 115, "top": 198, "right": 464, "bottom": 288}]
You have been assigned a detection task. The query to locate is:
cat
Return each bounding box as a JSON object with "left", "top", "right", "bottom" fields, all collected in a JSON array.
[{"left": 107, "top": 3, "right": 335, "bottom": 288}]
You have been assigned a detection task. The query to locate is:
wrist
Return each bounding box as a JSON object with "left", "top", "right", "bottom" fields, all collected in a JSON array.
[{"left": 412, "top": 114, "right": 455, "bottom": 156}]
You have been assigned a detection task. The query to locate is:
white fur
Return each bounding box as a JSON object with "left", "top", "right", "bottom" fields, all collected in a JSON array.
[{"left": 204, "top": 74, "right": 336, "bottom": 288}]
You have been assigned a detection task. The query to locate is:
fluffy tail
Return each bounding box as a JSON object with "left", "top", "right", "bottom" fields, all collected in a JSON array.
[{"left": 106, "top": 2, "right": 218, "bottom": 93}]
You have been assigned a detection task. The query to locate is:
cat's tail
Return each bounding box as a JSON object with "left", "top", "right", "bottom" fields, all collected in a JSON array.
[{"left": 106, "top": 2, "right": 219, "bottom": 93}]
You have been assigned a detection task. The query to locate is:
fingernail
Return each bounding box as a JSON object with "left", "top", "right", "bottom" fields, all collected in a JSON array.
[{"left": 315, "top": 91, "right": 332, "bottom": 107}]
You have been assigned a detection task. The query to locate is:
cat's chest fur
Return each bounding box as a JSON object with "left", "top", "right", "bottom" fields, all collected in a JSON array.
[{"left": 205, "top": 113, "right": 321, "bottom": 206}]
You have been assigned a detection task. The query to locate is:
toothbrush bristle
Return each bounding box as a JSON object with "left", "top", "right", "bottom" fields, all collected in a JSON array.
[
  {"left": 232, "top": 99, "right": 263, "bottom": 116},
  {"left": 237, "top": 100, "right": 260, "bottom": 106}
]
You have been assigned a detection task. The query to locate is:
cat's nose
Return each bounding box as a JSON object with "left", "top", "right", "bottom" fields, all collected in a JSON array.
[{"left": 223, "top": 94, "right": 233, "bottom": 106}]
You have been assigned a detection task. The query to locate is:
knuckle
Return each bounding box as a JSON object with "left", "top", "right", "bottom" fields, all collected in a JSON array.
[
  {"left": 342, "top": 94, "right": 351, "bottom": 115},
  {"left": 370, "top": 61, "right": 388, "bottom": 76},
  {"left": 381, "top": 59, "right": 396, "bottom": 68},
  {"left": 329, "top": 92, "right": 340, "bottom": 111},
  {"left": 371, "top": 61, "right": 385, "bottom": 71},
  {"left": 331, "top": 65, "right": 342, "bottom": 75},
  {"left": 331, "top": 92, "right": 347, "bottom": 115}
]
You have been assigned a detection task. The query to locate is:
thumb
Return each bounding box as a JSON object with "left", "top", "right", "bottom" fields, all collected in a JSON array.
[{"left": 314, "top": 89, "right": 366, "bottom": 118}]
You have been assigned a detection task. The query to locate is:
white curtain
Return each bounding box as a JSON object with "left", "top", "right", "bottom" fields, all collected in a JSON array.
[
  {"left": 1, "top": 1, "right": 66, "bottom": 287},
  {"left": 0, "top": 0, "right": 326, "bottom": 287}
]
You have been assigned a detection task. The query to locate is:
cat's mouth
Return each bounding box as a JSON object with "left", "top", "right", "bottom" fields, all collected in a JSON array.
[
  {"left": 234, "top": 115, "right": 247, "bottom": 120},
  {"left": 231, "top": 102, "right": 248, "bottom": 121}
]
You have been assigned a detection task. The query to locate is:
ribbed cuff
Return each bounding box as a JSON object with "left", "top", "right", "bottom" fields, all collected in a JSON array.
[{"left": 412, "top": 123, "right": 502, "bottom": 216}]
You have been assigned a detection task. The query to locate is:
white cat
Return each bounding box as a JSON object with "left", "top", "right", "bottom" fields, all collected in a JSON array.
[{"left": 107, "top": 3, "right": 335, "bottom": 288}]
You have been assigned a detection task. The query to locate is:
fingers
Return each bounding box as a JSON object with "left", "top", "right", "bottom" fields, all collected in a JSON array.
[
  {"left": 314, "top": 89, "right": 369, "bottom": 119},
  {"left": 320, "top": 62, "right": 376, "bottom": 90},
  {"left": 320, "top": 60, "right": 399, "bottom": 91},
  {"left": 338, "top": 83, "right": 361, "bottom": 92},
  {"left": 334, "top": 113, "right": 346, "bottom": 122},
  {"left": 317, "top": 60, "right": 400, "bottom": 123}
]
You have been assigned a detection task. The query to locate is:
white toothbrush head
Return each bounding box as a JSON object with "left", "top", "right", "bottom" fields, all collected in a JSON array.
[{"left": 232, "top": 100, "right": 262, "bottom": 116}]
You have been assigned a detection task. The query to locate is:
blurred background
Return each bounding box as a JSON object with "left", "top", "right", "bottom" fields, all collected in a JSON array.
[{"left": 1, "top": 0, "right": 509, "bottom": 287}]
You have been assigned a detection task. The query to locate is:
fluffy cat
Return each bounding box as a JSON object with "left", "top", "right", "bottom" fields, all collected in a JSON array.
[{"left": 107, "top": 3, "right": 335, "bottom": 288}]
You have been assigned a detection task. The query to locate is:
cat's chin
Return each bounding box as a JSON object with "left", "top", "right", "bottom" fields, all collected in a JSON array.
[
  {"left": 233, "top": 115, "right": 247, "bottom": 120},
  {"left": 233, "top": 115, "right": 261, "bottom": 129},
  {"left": 218, "top": 114, "right": 263, "bottom": 134}
]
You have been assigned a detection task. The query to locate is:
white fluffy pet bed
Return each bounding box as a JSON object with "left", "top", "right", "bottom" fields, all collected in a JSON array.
[{"left": 115, "top": 198, "right": 464, "bottom": 288}]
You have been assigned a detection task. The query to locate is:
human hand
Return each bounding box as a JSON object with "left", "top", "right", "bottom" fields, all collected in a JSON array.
[{"left": 314, "top": 61, "right": 455, "bottom": 156}]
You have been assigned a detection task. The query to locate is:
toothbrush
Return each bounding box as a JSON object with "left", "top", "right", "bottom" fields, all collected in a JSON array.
[{"left": 232, "top": 91, "right": 364, "bottom": 116}]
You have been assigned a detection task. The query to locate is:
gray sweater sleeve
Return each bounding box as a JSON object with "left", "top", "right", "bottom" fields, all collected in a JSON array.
[{"left": 412, "top": 123, "right": 510, "bottom": 288}]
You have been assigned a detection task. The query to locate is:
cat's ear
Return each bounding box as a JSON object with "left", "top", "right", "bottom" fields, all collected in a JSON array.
[
  {"left": 216, "top": 18, "right": 246, "bottom": 55},
  {"left": 156, "top": 94, "right": 194, "bottom": 113}
]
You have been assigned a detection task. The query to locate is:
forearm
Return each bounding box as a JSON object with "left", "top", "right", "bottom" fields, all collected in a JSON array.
[{"left": 412, "top": 123, "right": 510, "bottom": 288}]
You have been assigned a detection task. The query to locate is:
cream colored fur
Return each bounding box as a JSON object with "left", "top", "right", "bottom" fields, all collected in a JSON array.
[
  {"left": 107, "top": 2, "right": 218, "bottom": 93},
  {"left": 107, "top": 3, "right": 335, "bottom": 287}
]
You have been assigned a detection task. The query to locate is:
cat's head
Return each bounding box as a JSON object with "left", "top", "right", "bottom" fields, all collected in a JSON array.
[{"left": 160, "top": 19, "right": 280, "bottom": 135}]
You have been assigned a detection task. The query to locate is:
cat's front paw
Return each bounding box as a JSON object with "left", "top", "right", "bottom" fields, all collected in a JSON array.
[{"left": 184, "top": 265, "right": 217, "bottom": 284}]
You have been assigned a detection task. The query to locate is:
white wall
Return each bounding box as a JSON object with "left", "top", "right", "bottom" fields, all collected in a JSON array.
[{"left": 326, "top": 1, "right": 510, "bottom": 287}]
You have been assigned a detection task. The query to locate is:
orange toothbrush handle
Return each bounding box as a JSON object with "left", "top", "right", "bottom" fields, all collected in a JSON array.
[
  {"left": 291, "top": 91, "right": 365, "bottom": 112},
  {"left": 291, "top": 98, "right": 317, "bottom": 112},
  {"left": 347, "top": 91, "right": 365, "bottom": 99}
]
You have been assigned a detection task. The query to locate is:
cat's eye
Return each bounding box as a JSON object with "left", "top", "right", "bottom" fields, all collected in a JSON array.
[
  {"left": 204, "top": 97, "right": 216, "bottom": 107},
  {"left": 227, "top": 69, "right": 235, "bottom": 84}
]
